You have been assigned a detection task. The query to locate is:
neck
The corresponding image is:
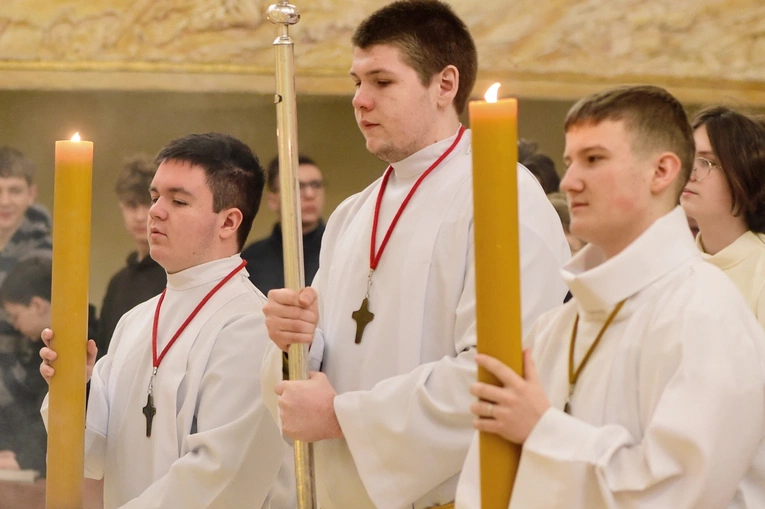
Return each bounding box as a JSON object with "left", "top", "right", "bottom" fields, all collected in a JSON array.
[
  {"left": 397, "top": 116, "right": 462, "bottom": 162},
  {"left": 697, "top": 215, "right": 749, "bottom": 255},
  {"left": 598, "top": 206, "right": 671, "bottom": 260}
]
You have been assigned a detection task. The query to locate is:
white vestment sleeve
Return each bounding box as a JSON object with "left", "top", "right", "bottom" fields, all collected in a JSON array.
[
  {"left": 118, "top": 315, "right": 283, "bottom": 509},
  {"left": 512, "top": 313, "right": 765, "bottom": 509},
  {"left": 261, "top": 329, "right": 325, "bottom": 427}
]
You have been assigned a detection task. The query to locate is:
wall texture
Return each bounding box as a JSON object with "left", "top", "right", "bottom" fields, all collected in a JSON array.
[{"left": 1, "top": 0, "right": 764, "bottom": 103}]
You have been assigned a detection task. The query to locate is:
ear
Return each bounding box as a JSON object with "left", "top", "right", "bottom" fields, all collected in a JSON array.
[
  {"left": 29, "top": 296, "right": 49, "bottom": 315},
  {"left": 650, "top": 151, "right": 683, "bottom": 195},
  {"left": 29, "top": 184, "right": 38, "bottom": 202},
  {"left": 219, "top": 207, "right": 244, "bottom": 241},
  {"left": 434, "top": 65, "right": 459, "bottom": 110},
  {"left": 265, "top": 190, "right": 281, "bottom": 215}
]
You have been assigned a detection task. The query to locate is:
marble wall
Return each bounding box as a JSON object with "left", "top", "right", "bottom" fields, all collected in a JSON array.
[{"left": 1, "top": 0, "right": 764, "bottom": 103}]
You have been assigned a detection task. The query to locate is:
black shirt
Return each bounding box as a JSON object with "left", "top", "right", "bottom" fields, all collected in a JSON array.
[
  {"left": 241, "top": 221, "right": 325, "bottom": 294},
  {"left": 95, "top": 252, "right": 166, "bottom": 358}
]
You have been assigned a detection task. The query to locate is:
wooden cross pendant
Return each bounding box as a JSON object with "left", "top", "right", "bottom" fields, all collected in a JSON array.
[
  {"left": 351, "top": 297, "right": 375, "bottom": 344},
  {"left": 142, "top": 393, "right": 156, "bottom": 437}
]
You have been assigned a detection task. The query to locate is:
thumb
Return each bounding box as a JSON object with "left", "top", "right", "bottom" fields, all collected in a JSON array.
[
  {"left": 274, "top": 380, "right": 287, "bottom": 396},
  {"left": 299, "top": 287, "right": 318, "bottom": 308},
  {"left": 523, "top": 348, "right": 539, "bottom": 383}
]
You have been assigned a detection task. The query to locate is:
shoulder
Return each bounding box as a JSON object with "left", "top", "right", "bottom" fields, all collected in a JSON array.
[
  {"left": 527, "top": 302, "right": 575, "bottom": 355},
  {"left": 644, "top": 260, "right": 765, "bottom": 351},
  {"left": 323, "top": 179, "right": 382, "bottom": 237}
]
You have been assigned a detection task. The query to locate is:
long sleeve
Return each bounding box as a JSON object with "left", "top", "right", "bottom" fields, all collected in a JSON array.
[{"left": 512, "top": 310, "right": 765, "bottom": 509}]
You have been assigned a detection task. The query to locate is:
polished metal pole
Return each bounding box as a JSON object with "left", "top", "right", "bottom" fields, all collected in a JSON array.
[{"left": 266, "top": 2, "right": 317, "bottom": 508}]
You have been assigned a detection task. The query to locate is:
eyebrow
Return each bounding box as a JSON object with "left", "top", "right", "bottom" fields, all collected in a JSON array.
[
  {"left": 149, "top": 186, "right": 193, "bottom": 196},
  {"left": 349, "top": 69, "right": 392, "bottom": 79},
  {"left": 563, "top": 145, "right": 610, "bottom": 160}
]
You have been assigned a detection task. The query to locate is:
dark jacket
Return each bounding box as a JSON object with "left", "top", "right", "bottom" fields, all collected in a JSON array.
[
  {"left": 241, "top": 221, "right": 325, "bottom": 294},
  {"left": 95, "top": 252, "right": 167, "bottom": 359}
]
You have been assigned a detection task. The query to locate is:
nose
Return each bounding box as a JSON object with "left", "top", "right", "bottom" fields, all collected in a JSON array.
[
  {"left": 352, "top": 84, "right": 373, "bottom": 111},
  {"left": 149, "top": 199, "right": 167, "bottom": 221},
  {"left": 559, "top": 165, "right": 580, "bottom": 194}
]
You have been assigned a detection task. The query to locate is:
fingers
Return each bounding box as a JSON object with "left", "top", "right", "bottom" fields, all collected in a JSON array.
[
  {"left": 470, "top": 400, "right": 498, "bottom": 420},
  {"left": 274, "top": 380, "right": 287, "bottom": 396},
  {"left": 298, "top": 287, "right": 319, "bottom": 308},
  {"left": 475, "top": 353, "right": 523, "bottom": 387},
  {"left": 470, "top": 381, "right": 507, "bottom": 405},
  {"left": 523, "top": 348, "right": 539, "bottom": 384},
  {"left": 39, "top": 347, "right": 56, "bottom": 384},
  {"left": 264, "top": 289, "right": 319, "bottom": 351},
  {"left": 87, "top": 340, "right": 98, "bottom": 364},
  {"left": 41, "top": 328, "right": 54, "bottom": 347},
  {"left": 266, "top": 288, "right": 302, "bottom": 307}
]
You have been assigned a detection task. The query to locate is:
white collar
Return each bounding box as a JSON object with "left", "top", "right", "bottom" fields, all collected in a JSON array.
[
  {"left": 166, "top": 254, "right": 244, "bottom": 291},
  {"left": 562, "top": 207, "right": 701, "bottom": 313},
  {"left": 389, "top": 126, "right": 467, "bottom": 180}
]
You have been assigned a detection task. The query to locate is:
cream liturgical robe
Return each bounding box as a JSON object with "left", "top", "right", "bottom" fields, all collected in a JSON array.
[
  {"left": 697, "top": 231, "right": 765, "bottom": 329},
  {"left": 262, "top": 129, "right": 570, "bottom": 509},
  {"left": 456, "top": 207, "right": 765, "bottom": 509},
  {"left": 43, "top": 255, "right": 286, "bottom": 509}
]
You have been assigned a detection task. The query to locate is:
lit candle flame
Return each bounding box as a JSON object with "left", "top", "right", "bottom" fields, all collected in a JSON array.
[
  {"left": 71, "top": 132, "right": 81, "bottom": 142},
  {"left": 484, "top": 83, "right": 501, "bottom": 103}
]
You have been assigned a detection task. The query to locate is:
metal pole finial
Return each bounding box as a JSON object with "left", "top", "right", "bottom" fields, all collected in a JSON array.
[{"left": 266, "top": 2, "right": 300, "bottom": 26}]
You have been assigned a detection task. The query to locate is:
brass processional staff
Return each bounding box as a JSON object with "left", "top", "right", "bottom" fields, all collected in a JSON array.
[{"left": 266, "top": 2, "right": 318, "bottom": 508}]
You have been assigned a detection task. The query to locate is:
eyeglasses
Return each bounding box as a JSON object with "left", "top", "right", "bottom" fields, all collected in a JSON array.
[
  {"left": 299, "top": 180, "right": 324, "bottom": 192},
  {"left": 692, "top": 156, "right": 720, "bottom": 182}
]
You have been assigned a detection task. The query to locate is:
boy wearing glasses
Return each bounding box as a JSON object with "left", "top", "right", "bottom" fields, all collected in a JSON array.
[
  {"left": 241, "top": 154, "right": 325, "bottom": 294},
  {"left": 455, "top": 85, "right": 765, "bottom": 508}
]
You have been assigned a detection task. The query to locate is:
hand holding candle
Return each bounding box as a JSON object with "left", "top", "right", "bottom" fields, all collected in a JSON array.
[
  {"left": 47, "top": 133, "right": 93, "bottom": 509},
  {"left": 469, "top": 84, "right": 522, "bottom": 509}
]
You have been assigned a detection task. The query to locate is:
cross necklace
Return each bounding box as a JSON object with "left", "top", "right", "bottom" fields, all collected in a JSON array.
[
  {"left": 142, "top": 260, "right": 247, "bottom": 437},
  {"left": 351, "top": 125, "right": 466, "bottom": 344},
  {"left": 564, "top": 299, "right": 626, "bottom": 415}
]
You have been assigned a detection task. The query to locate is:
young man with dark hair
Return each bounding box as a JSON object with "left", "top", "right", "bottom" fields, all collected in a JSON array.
[
  {"left": 241, "top": 154, "right": 325, "bottom": 293},
  {"left": 0, "top": 257, "right": 52, "bottom": 476},
  {"left": 456, "top": 85, "right": 765, "bottom": 508},
  {"left": 40, "top": 133, "right": 288, "bottom": 509},
  {"left": 0, "top": 147, "right": 52, "bottom": 476},
  {"left": 261, "top": 1, "right": 570, "bottom": 508},
  {"left": 96, "top": 154, "right": 166, "bottom": 359}
]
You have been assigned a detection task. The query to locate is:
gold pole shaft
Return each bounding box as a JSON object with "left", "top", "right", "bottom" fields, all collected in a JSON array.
[{"left": 267, "top": 3, "right": 317, "bottom": 509}]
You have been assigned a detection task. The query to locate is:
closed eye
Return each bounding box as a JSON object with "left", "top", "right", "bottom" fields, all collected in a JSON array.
[{"left": 586, "top": 154, "right": 604, "bottom": 164}]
